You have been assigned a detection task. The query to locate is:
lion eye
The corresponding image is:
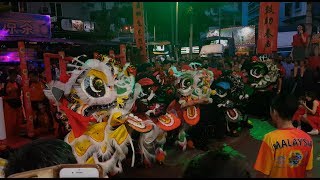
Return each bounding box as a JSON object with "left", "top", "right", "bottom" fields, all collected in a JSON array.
[{"left": 181, "top": 78, "right": 192, "bottom": 89}]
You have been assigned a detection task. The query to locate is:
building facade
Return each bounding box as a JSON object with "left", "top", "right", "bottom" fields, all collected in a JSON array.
[
  {"left": 7, "top": 2, "right": 133, "bottom": 41},
  {"left": 206, "top": 2, "right": 242, "bottom": 29},
  {"left": 242, "top": 2, "right": 320, "bottom": 56},
  {"left": 14, "top": 2, "right": 115, "bottom": 20},
  {"left": 242, "top": 2, "right": 320, "bottom": 27}
]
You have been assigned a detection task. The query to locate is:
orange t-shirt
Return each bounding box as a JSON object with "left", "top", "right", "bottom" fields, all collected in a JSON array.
[
  {"left": 254, "top": 128, "right": 313, "bottom": 178},
  {"left": 30, "top": 82, "right": 45, "bottom": 101}
]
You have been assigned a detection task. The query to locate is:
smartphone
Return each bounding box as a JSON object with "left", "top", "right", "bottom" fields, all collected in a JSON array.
[
  {"left": 56, "top": 164, "right": 103, "bottom": 178},
  {"left": 59, "top": 168, "right": 99, "bottom": 178},
  {"left": 8, "top": 164, "right": 103, "bottom": 178}
]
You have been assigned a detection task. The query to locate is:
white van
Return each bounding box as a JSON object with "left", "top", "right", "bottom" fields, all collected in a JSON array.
[{"left": 199, "top": 44, "right": 224, "bottom": 58}]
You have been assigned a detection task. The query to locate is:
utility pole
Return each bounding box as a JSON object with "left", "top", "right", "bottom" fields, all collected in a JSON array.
[
  {"left": 218, "top": 7, "right": 221, "bottom": 44},
  {"left": 145, "top": 10, "right": 149, "bottom": 62},
  {"left": 189, "top": 12, "right": 193, "bottom": 60},
  {"left": 175, "top": 2, "right": 179, "bottom": 61},
  {"left": 171, "top": 4, "right": 174, "bottom": 58},
  {"left": 154, "top": 25, "right": 156, "bottom": 41}
]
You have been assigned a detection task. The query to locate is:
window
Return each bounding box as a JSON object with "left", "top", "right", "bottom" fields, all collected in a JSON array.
[
  {"left": 50, "top": 3, "right": 62, "bottom": 17},
  {"left": 10, "top": 1, "right": 19, "bottom": 12},
  {"left": 285, "top": 3, "right": 292, "bottom": 17},
  {"left": 56, "top": 3, "right": 62, "bottom": 17},
  {"left": 87, "top": 3, "right": 94, "bottom": 8},
  {"left": 50, "top": 3, "right": 56, "bottom": 16},
  {"left": 40, "top": 6, "right": 49, "bottom": 14},
  {"left": 18, "top": 2, "right": 27, "bottom": 12},
  {"left": 295, "top": 2, "right": 301, "bottom": 12},
  {"left": 101, "top": 2, "right": 106, "bottom": 10}
]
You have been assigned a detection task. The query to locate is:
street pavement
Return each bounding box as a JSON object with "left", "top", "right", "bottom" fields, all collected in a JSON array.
[
  {"left": 120, "top": 118, "right": 320, "bottom": 178},
  {"left": 1, "top": 117, "right": 319, "bottom": 178}
]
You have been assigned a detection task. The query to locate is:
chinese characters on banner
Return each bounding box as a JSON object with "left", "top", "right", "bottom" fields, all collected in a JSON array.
[
  {"left": 133, "top": 2, "right": 147, "bottom": 63},
  {"left": 0, "top": 12, "right": 51, "bottom": 38},
  {"left": 18, "top": 41, "right": 34, "bottom": 137},
  {"left": 257, "top": 2, "right": 280, "bottom": 54}
]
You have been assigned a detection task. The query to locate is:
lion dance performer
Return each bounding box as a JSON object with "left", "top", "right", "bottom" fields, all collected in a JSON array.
[
  {"left": 44, "top": 55, "right": 154, "bottom": 177},
  {"left": 243, "top": 55, "right": 281, "bottom": 121}
]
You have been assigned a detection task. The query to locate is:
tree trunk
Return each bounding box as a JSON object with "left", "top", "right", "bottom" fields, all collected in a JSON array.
[{"left": 306, "top": 2, "right": 313, "bottom": 57}]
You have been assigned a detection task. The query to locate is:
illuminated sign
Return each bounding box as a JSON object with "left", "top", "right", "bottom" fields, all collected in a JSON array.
[
  {"left": 0, "top": 12, "right": 51, "bottom": 38},
  {"left": 181, "top": 47, "right": 189, "bottom": 54},
  {"left": 61, "top": 19, "right": 95, "bottom": 32},
  {"left": 181, "top": 46, "right": 200, "bottom": 54},
  {"left": 71, "top": 20, "right": 84, "bottom": 31},
  {"left": 235, "top": 46, "right": 250, "bottom": 56},
  {"left": 206, "top": 26, "right": 255, "bottom": 46},
  {"left": 192, "top": 46, "right": 199, "bottom": 53},
  {"left": 153, "top": 45, "right": 165, "bottom": 52},
  {"left": 211, "top": 40, "right": 229, "bottom": 47}
]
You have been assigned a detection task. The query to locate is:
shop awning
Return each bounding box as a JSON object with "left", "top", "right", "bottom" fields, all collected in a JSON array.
[
  {"left": 148, "top": 41, "right": 171, "bottom": 46},
  {"left": 0, "top": 36, "right": 122, "bottom": 45},
  {"left": 153, "top": 51, "right": 169, "bottom": 55}
]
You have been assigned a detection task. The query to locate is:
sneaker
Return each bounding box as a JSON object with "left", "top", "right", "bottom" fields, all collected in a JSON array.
[{"left": 307, "top": 129, "right": 319, "bottom": 135}]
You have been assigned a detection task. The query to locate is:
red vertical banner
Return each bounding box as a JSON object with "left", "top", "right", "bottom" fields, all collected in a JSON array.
[
  {"left": 133, "top": 2, "right": 147, "bottom": 63},
  {"left": 18, "top": 41, "right": 34, "bottom": 137},
  {"left": 43, "top": 54, "right": 52, "bottom": 82},
  {"left": 257, "top": 2, "right": 280, "bottom": 54},
  {"left": 120, "top": 44, "right": 127, "bottom": 66},
  {"left": 58, "top": 51, "right": 67, "bottom": 81}
]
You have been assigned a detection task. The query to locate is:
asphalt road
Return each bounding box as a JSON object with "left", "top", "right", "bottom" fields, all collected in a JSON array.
[{"left": 120, "top": 118, "right": 320, "bottom": 178}]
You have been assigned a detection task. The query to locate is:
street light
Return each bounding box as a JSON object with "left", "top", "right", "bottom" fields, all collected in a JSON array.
[
  {"left": 175, "top": 2, "right": 179, "bottom": 61},
  {"left": 218, "top": 7, "right": 221, "bottom": 44}
]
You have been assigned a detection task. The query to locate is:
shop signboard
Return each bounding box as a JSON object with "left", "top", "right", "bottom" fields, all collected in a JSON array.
[
  {"left": 0, "top": 12, "right": 51, "bottom": 38},
  {"left": 181, "top": 46, "right": 200, "bottom": 54},
  {"left": 206, "top": 26, "right": 255, "bottom": 46}
]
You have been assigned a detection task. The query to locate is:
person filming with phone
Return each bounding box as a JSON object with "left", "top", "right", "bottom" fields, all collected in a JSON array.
[
  {"left": 292, "top": 91, "right": 320, "bottom": 135},
  {"left": 291, "top": 24, "right": 310, "bottom": 62}
]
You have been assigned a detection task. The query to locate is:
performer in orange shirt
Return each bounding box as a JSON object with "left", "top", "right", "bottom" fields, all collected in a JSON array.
[
  {"left": 3, "top": 68, "right": 23, "bottom": 137},
  {"left": 254, "top": 94, "right": 313, "bottom": 178}
]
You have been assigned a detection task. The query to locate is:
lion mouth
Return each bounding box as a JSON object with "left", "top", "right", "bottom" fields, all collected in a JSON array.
[
  {"left": 186, "top": 106, "right": 197, "bottom": 119},
  {"left": 250, "top": 69, "right": 264, "bottom": 79},
  {"left": 226, "top": 108, "right": 240, "bottom": 122},
  {"left": 227, "top": 108, "right": 237, "bottom": 118},
  {"left": 83, "top": 102, "right": 116, "bottom": 116}
]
